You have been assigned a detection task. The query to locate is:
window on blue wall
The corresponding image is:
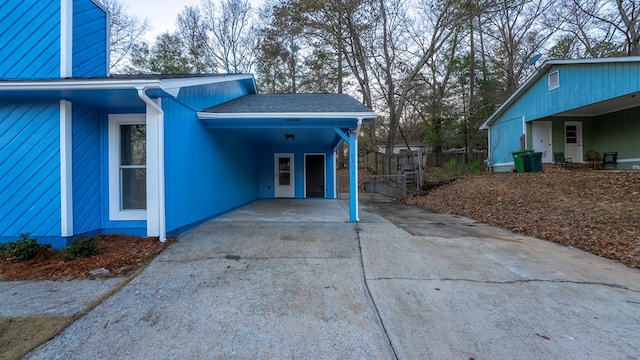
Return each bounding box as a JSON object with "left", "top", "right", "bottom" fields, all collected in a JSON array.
[
  {"left": 108, "top": 114, "right": 147, "bottom": 221},
  {"left": 120, "top": 125, "right": 146, "bottom": 209}
]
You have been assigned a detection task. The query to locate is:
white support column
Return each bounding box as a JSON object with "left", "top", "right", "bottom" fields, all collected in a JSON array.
[
  {"left": 348, "top": 131, "right": 359, "bottom": 222},
  {"left": 60, "top": 0, "right": 73, "bottom": 77},
  {"left": 60, "top": 100, "right": 73, "bottom": 236}
]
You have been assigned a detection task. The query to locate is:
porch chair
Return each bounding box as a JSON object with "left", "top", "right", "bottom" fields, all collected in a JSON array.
[
  {"left": 602, "top": 152, "right": 618, "bottom": 170},
  {"left": 553, "top": 152, "right": 573, "bottom": 170}
]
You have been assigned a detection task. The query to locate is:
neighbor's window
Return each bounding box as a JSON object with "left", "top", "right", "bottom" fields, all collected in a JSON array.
[
  {"left": 109, "top": 114, "right": 147, "bottom": 220},
  {"left": 548, "top": 70, "right": 560, "bottom": 90}
]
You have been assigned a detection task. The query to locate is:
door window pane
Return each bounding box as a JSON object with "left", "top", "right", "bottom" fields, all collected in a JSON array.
[{"left": 279, "top": 172, "right": 290, "bottom": 186}]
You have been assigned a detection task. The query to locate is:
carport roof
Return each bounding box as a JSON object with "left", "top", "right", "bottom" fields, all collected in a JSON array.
[{"left": 199, "top": 93, "right": 376, "bottom": 119}]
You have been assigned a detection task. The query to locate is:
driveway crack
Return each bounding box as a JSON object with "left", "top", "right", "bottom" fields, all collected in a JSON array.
[
  {"left": 356, "top": 223, "right": 399, "bottom": 360},
  {"left": 369, "top": 277, "right": 640, "bottom": 293}
]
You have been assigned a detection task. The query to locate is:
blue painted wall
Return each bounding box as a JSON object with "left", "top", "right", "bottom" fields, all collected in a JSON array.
[
  {"left": 0, "top": 101, "right": 61, "bottom": 241},
  {"left": 73, "top": 0, "right": 108, "bottom": 77},
  {"left": 257, "top": 146, "right": 336, "bottom": 199},
  {"left": 0, "top": 0, "right": 61, "bottom": 79},
  {"left": 72, "top": 103, "right": 103, "bottom": 234},
  {"left": 163, "top": 98, "right": 259, "bottom": 235},
  {"left": 489, "top": 116, "right": 523, "bottom": 170}
]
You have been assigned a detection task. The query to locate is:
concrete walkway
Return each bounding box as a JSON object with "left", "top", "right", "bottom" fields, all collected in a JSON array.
[{"left": 21, "top": 199, "right": 640, "bottom": 359}]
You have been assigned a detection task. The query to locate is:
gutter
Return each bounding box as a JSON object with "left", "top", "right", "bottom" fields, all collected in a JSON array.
[
  {"left": 197, "top": 111, "right": 377, "bottom": 120},
  {"left": 137, "top": 88, "right": 167, "bottom": 243}
]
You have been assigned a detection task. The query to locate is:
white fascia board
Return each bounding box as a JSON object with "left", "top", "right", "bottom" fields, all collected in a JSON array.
[
  {"left": 197, "top": 111, "right": 378, "bottom": 120},
  {"left": 0, "top": 79, "right": 162, "bottom": 91},
  {"left": 160, "top": 74, "right": 256, "bottom": 97}
]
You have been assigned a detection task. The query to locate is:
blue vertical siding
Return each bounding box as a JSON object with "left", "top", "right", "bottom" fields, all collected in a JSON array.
[
  {"left": 490, "top": 116, "right": 523, "bottom": 168},
  {"left": 257, "top": 146, "right": 336, "bottom": 199},
  {"left": 163, "top": 98, "right": 259, "bottom": 235},
  {"left": 0, "top": 102, "right": 61, "bottom": 239},
  {"left": 0, "top": 0, "right": 61, "bottom": 79},
  {"left": 72, "top": 103, "right": 103, "bottom": 234},
  {"left": 73, "top": 0, "right": 108, "bottom": 77}
]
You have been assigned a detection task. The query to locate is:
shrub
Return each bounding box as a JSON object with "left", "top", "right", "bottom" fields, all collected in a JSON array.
[
  {"left": 444, "top": 159, "right": 458, "bottom": 171},
  {"left": 62, "top": 234, "right": 99, "bottom": 261},
  {"left": 1, "top": 233, "right": 51, "bottom": 263},
  {"left": 469, "top": 160, "right": 480, "bottom": 173}
]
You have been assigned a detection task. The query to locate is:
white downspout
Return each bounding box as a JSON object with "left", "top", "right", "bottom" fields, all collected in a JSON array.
[{"left": 137, "top": 88, "right": 167, "bottom": 243}]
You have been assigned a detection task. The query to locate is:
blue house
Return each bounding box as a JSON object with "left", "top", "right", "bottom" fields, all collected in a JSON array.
[
  {"left": 0, "top": 0, "right": 376, "bottom": 248},
  {"left": 480, "top": 57, "right": 640, "bottom": 172}
]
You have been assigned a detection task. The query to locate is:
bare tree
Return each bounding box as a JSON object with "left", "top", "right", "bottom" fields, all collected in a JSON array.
[
  {"left": 202, "top": 0, "right": 256, "bottom": 73},
  {"left": 484, "top": 0, "right": 553, "bottom": 95},
  {"left": 99, "top": 0, "right": 150, "bottom": 72}
]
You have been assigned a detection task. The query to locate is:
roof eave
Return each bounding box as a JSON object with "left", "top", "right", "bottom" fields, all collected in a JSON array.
[
  {"left": 197, "top": 111, "right": 378, "bottom": 120},
  {"left": 0, "top": 74, "right": 257, "bottom": 97}
]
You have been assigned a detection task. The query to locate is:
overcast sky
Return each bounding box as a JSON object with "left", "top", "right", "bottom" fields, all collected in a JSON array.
[{"left": 121, "top": 0, "right": 263, "bottom": 43}]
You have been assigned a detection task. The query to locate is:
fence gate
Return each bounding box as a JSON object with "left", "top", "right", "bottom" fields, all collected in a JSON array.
[{"left": 338, "top": 174, "right": 406, "bottom": 202}]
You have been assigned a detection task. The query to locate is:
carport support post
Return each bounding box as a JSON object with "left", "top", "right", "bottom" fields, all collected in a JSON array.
[{"left": 349, "top": 130, "right": 359, "bottom": 222}]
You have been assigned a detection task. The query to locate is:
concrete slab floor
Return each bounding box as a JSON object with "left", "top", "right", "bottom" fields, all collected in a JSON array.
[
  {"left": 20, "top": 199, "right": 640, "bottom": 359},
  {"left": 359, "top": 201, "right": 640, "bottom": 360}
]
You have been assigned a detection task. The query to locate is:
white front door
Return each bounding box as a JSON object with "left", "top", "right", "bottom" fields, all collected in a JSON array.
[
  {"left": 532, "top": 121, "right": 552, "bottom": 163},
  {"left": 275, "top": 153, "right": 294, "bottom": 198},
  {"left": 565, "top": 121, "right": 583, "bottom": 163}
]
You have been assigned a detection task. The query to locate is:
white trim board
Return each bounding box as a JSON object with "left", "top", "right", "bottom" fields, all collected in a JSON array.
[{"left": 60, "top": 100, "right": 73, "bottom": 236}]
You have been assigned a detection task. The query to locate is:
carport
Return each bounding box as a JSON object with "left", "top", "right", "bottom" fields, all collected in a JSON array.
[{"left": 197, "top": 93, "right": 377, "bottom": 222}]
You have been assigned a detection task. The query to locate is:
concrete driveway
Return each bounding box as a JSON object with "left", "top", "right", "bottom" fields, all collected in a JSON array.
[{"left": 25, "top": 199, "right": 640, "bottom": 359}]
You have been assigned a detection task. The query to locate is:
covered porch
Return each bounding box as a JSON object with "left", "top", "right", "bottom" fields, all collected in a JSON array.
[{"left": 197, "top": 93, "right": 377, "bottom": 222}]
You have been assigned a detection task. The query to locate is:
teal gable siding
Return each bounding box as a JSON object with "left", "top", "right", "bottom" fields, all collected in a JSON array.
[
  {"left": 0, "top": 102, "right": 61, "bottom": 238},
  {"left": 163, "top": 98, "right": 259, "bottom": 235},
  {"left": 0, "top": 0, "right": 61, "bottom": 79},
  {"left": 72, "top": 103, "right": 103, "bottom": 234},
  {"left": 73, "top": 0, "right": 108, "bottom": 77},
  {"left": 500, "top": 62, "right": 640, "bottom": 123}
]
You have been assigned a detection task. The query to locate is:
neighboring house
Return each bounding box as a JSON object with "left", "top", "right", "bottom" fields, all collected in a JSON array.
[
  {"left": 480, "top": 57, "right": 640, "bottom": 172},
  {"left": 0, "top": 0, "right": 376, "bottom": 248},
  {"left": 378, "top": 144, "right": 428, "bottom": 155}
]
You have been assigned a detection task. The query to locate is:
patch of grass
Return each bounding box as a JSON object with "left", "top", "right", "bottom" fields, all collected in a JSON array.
[{"left": 0, "top": 316, "right": 73, "bottom": 360}]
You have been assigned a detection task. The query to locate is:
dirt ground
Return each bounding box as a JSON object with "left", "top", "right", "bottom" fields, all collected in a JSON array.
[
  {"left": 0, "top": 235, "right": 173, "bottom": 281},
  {"left": 402, "top": 166, "right": 640, "bottom": 269}
]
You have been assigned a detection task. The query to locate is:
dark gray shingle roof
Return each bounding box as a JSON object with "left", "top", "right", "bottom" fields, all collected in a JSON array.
[{"left": 203, "top": 93, "right": 374, "bottom": 114}]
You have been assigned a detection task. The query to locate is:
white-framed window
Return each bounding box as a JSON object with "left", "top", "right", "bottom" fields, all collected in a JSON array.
[
  {"left": 108, "top": 114, "right": 147, "bottom": 220},
  {"left": 548, "top": 70, "right": 560, "bottom": 90}
]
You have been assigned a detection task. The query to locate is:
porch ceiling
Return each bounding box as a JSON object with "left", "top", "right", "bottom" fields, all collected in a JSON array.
[
  {"left": 554, "top": 92, "right": 640, "bottom": 117},
  {"left": 212, "top": 127, "right": 348, "bottom": 147}
]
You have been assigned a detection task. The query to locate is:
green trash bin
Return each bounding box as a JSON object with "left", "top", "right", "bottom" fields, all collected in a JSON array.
[
  {"left": 524, "top": 152, "right": 543, "bottom": 173},
  {"left": 511, "top": 150, "right": 533, "bottom": 173}
]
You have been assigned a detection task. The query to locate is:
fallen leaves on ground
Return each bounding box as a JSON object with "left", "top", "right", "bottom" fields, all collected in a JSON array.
[
  {"left": 402, "top": 167, "right": 640, "bottom": 269},
  {"left": 0, "top": 235, "right": 174, "bottom": 281}
]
